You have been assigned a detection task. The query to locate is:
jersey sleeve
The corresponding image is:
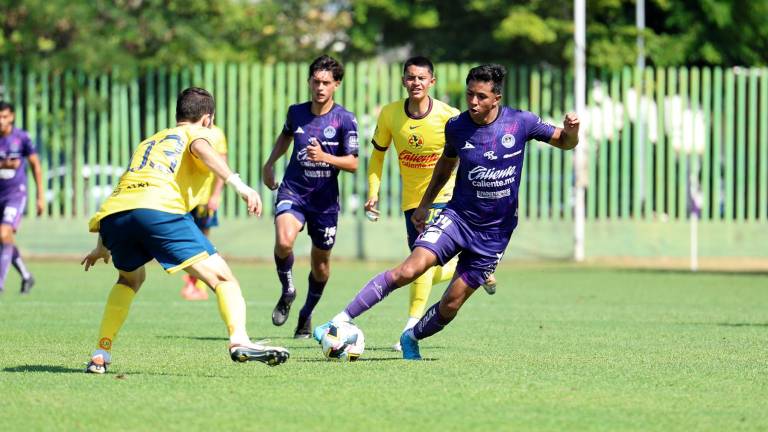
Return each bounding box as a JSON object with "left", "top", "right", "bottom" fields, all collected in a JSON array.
[
  {"left": 523, "top": 111, "right": 556, "bottom": 143},
  {"left": 341, "top": 112, "right": 359, "bottom": 156},
  {"left": 281, "top": 106, "right": 295, "bottom": 136},
  {"left": 211, "top": 126, "right": 228, "bottom": 154},
  {"left": 371, "top": 106, "right": 391, "bottom": 151},
  {"left": 443, "top": 117, "right": 460, "bottom": 158},
  {"left": 21, "top": 132, "right": 37, "bottom": 157}
]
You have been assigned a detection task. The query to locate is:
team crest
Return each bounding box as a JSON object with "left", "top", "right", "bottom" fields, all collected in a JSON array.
[
  {"left": 501, "top": 134, "right": 515, "bottom": 148},
  {"left": 408, "top": 133, "right": 424, "bottom": 149},
  {"left": 323, "top": 126, "right": 336, "bottom": 139}
]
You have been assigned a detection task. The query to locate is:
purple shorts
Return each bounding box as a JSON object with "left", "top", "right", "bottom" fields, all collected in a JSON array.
[
  {"left": 0, "top": 194, "right": 26, "bottom": 230},
  {"left": 275, "top": 194, "right": 338, "bottom": 250},
  {"left": 413, "top": 208, "right": 512, "bottom": 289}
]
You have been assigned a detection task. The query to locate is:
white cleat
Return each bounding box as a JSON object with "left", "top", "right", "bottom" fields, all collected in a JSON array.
[
  {"left": 392, "top": 341, "right": 402, "bottom": 352},
  {"left": 229, "top": 341, "right": 290, "bottom": 366},
  {"left": 85, "top": 350, "right": 111, "bottom": 374},
  {"left": 482, "top": 274, "right": 497, "bottom": 295}
]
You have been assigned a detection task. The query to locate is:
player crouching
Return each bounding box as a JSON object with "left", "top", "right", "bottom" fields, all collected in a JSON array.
[{"left": 81, "top": 87, "right": 288, "bottom": 373}]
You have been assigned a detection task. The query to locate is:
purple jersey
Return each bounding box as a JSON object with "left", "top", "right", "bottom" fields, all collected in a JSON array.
[
  {"left": 444, "top": 107, "right": 555, "bottom": 233},
  {"left": 279, "top": 102, "right": 358, "bottom": 213},
  {"left": 0, "top": 127, "right": 36, "bottom": 199}
]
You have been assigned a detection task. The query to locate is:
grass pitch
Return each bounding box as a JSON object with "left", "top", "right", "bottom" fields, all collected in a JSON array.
[{"left": 0, "top": 260, "right": 766, "bottom": 431}]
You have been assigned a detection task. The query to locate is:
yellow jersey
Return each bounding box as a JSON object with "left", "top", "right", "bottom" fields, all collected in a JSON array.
[
  {"left": 196, "top": 125, "right": 228, "bottom": 203},
  {"left": 370, "top": 97, "right": 460, "bottom": 211},
  {"left": 88, "top": 124, "right": 220, "bottom": 232}
]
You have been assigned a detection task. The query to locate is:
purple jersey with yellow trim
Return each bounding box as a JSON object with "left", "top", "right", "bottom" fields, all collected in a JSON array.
[
  {"left": 279, "top": 102, "right": 358, "bottom": 214},
  {"left": 0, "top": 127, "right": 36, "bottom": 199},
  {"left": 444, "top": 107, "right": 555, "bottom": 233}
]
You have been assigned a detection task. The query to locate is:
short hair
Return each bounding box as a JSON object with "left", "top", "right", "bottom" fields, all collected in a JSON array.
[
  {"left": 309, "top": 55, "right": 344, "bottom": 82},
  {"left": 0, "top": 101, "right": 14, "bottom": 113},
  {"left": 175, "top": 87, "right": 215, "bottom": 122},
  {"left": 403, "top": 56, "right": 434, "bottom": 76},
  {"left": 466, "top": 64, "right": 507, "bottom": 95}
]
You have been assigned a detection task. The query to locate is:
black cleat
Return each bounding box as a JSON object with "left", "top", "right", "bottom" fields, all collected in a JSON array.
[
  {"left": 20, "top": 276, "right": 35, "bottom": 295},
  {"left": 229, "top": 343, "right": 290, "bottom": 366},
  {"left": 294, "top": 315, "right": 312, "bottom": 339},
  {"left": 271, "top": 290, "right": 296, "bottom": 326}
]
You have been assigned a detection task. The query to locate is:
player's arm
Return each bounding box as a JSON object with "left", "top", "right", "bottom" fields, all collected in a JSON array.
[
  {"left": 547, "top": 112, "right": 580, "bottom": 150},
  {"left": 365, "top": 143, "right": 387, "bottom": 219},
  {"left": 306, "top": 138, "right": 358, "bottom": 173},
  {"left": 412, "top": 154, "right": 459, "bottom": 232},
  {"left": 262, "top": 132, "right": 292, "bottom": 190},
  {"left": 191, "top": 138, "right": 263, "bottom": 216},
  {"left": 207, "top": 152, "right": 227, "bottom": 211},
  {"left": 27, "top": 153, "right": 44, "bottom": 215},
  {"left": 81, "top": 234, "right": 110, "bottom": 271}
]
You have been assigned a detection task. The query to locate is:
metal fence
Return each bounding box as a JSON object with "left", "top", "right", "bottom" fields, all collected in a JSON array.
[{"left": 1, "top": 62, "right": 766, "bottom": 224}]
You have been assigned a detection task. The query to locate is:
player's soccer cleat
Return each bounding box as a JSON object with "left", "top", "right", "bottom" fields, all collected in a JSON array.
[
  {"left": 481, "top": 274, "right": 497, "bottom": 295},
  {"left": 85, "top": 350, "right": 111, "bottom": 374},
  {"left": 229, "top": 342, "right": 290, "bottom": 366},
  {"left": 271, "top": 290, "right": 296, "bottom": 326},
  {"left": 294, "top": 315, "right": 312, "bottom": 339},
  {"left": 313, "top": 320, "right": 333, "bottom": 342},
  {"left": 392, "top": 341, "right": 402, "bottom": 352},
  {"left": 400, "top": 331, "right": 422, "bottom": 360},
  {"left": 20, "top": 276, "right": 35, "bottom": 295}
]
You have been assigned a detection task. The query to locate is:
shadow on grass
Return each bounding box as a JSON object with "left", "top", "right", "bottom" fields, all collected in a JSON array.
[
  {"left": 3, "top": 365, "right": 83, "bottom": 374},
  {"left": 297, "top": 357, "right": 437, "bottom": 362},
  {"left": 717, "top": 322, "right": 768, "bottom": 328},
  {"left": 156, "top": 335, "right": 297, "bottom": 342}
]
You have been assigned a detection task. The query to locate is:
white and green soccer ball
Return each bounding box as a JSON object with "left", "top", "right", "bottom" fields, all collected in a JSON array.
[{"left": 320, "top": 322, "right": 365, "bottom": 362}]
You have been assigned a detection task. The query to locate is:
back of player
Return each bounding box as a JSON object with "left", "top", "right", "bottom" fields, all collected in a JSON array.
[{"left": 81, "top": 87, "right": 289, "bottom": 373}]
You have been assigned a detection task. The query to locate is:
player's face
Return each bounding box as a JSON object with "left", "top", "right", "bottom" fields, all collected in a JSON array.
[
  {"left": 402, "top": 65, "right": 435, "bottom": 99},
  {"left": 309, "top": 70, "right": 339, "bottom": 105},
  {"left": 466, "top": 80, "right": 501, "bottom": 121},
  {"left": 0, "top": 109, "right": 14, "bottom": 135}
]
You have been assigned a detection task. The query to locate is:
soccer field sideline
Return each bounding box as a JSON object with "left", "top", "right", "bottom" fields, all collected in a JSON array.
[{"left": 1, "top": 261, "right": 767, "bottom": 431}]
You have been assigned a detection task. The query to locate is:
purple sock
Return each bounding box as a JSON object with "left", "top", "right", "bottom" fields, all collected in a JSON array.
[
  {"left": 0, "top": 244, "right": 13, "bottom": 290},
  {"left": 412, "top": 302, "right": 454, "bottom": 340},
  {"left": 299, "top": 272, "right": 327, "bottom": 320},
  {"left": 344, "top": 270, "right": 398, "bottom": 319},
  {"left": 274, "top": 253, "right": 295, "bottom": 295},
  {"left": 12, "top": 246, "right": 31, "bottom": 280}
]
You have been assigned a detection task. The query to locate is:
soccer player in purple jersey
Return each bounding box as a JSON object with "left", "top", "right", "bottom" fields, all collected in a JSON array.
[
  {"left": 314, "top": 64, "right": 579, "bottom": 359},
  {"left": 0, "top": 101, "right": 44, "bottom": 295},
  {"left": 262, "top": 55, "right": 359, "bottom": 338}
]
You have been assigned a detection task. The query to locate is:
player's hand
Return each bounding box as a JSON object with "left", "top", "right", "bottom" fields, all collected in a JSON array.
[
  {"left": 364, "top": 198, "right": 379, "bottom": 222},
  {"left": 306, "top": 138, "right": 327, "bottom": 163},
  {"left": 563, "top": 112, "right": 580, "bottom": 134},
  {"left": 81, "top": 246, "right": 110, "bottom": 271},
  {"left": 241, "top": 188, "right": 263, "bottom": 217},
  {"left": 0, "top": 158, "right": 20, "bottom": 169},
  {"left": 207, "top": 195, "right": 220, "bottom": 212},
  {"left": 411, "top": 206, "right": 429, "bottom": 233},
  {"left": 262, "top": 163, "right": 278, "bottom": 191},
  {"left": 36, "top": 196, "right": 44, "bottom": 216}
]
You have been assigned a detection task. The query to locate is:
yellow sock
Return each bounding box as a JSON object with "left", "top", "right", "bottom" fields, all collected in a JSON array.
[
  {"left": 432, "top": 257, "right": 457, "bottom": 285},
  {"left": 214, "top": 282, "right": 249, "bottom": 344},
  {"left": 195, "top": 278, "right": 208, "bottom": 293},
  {"left": 408, "top": 267, "right": 436, "bottom": 318},
  {"left": 96, "top": 283, "right": 136, "bottom": 352}
]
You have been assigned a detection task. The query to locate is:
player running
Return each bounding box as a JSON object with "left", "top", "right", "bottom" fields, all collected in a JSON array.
[
  {"left": 180, "top": 124, "right": 227, "bottom": 300},
  {"left": 262, "top": 55, "right": 358, "bottom": 339},
  {"left": 0, "top": 101, "right": 43, "bottom": 295},
  {"left": 315, "top": 64, "right": 579, "bottom": 359},
  {"left": 365, "top": 56, "right": 497, "bottom": 351},
  {"left": 81, "top": 88, "right": 289, "bottom": 373}
]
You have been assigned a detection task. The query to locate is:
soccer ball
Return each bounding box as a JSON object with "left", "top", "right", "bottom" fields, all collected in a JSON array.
[{"left": 320, "top": 322, "right": 365, "bottom": 362}]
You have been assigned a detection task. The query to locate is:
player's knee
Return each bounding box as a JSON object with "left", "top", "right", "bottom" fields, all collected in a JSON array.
[
  {"left": 394, "top": 263, "right": 422, "bottom": 284},
  {"left": 275, "top": 240, "right": 294, "bottom": 256}
]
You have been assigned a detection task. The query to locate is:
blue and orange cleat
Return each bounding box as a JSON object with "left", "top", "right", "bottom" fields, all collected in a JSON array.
[
  {"left": 312, "top": 321, "right": 333, "bottom": 343},
  {"left": 400, "top": 331, "right": 422, "bottom": 360}
]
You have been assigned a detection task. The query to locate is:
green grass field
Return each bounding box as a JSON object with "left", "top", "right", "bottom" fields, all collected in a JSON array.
[{"left": 1, "top": 260, "right": 766, "bottom": 431}]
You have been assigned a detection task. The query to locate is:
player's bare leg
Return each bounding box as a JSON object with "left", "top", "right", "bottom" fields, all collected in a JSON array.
[
  {"left": 295, "top": 246, "right": 330, "bottom": 338},
  {"left": 181, "top": 226, "right": 211, "bottom": 301},
  {"left": 86, "top": 267, "right": 145, "bottom": 374},
  {"left": 401, "top": 274, "right": 477, "bottom": 360},
  {"left": 272, "top": 213, "right": 302, "bottom": 326},
  {"left": 186, "top": 254, "right": 289, "bottom": 366}
]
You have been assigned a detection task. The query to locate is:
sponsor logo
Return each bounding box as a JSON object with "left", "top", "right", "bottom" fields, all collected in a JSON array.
[
  {"left": 503, "top": 150, "right": 523, "bottom": 159},
  {"left": 99, "top": 337, "right": 112, "bottom": 350},
  {"left": 501, "top": 134, "right": 515, "bottom": 148},
  {"left": 398, "top": 150, "right": 440, "bottom": 169},
  {"left": 483, "top": 151, "right": 498, "bottom": 160},
  {"left": 323, "top": 126, "right": 336, "bottom": 139},
  {"left": 407, "top": 133, "right": 424, "bottom": 149},
  {"left": 408, "top": 125, "right": 420, "bottom": 130},
  {"left": 476, "top": 189, "right": 511, "bottom": 199},
  {"left": 461, "top": 141, "right": 475, "bottom": 150},
  {"left": 297, "top": 148, "right": 330, "bottom": 168},
  {"left": 468, "top": 165, "right": 517, "bottom": 181},
  {"left": 349, "top": 134, "right": 359, "bottom": 149},
  {"left": 295, "top": 126, "right": 305, "bottom": 134}
]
